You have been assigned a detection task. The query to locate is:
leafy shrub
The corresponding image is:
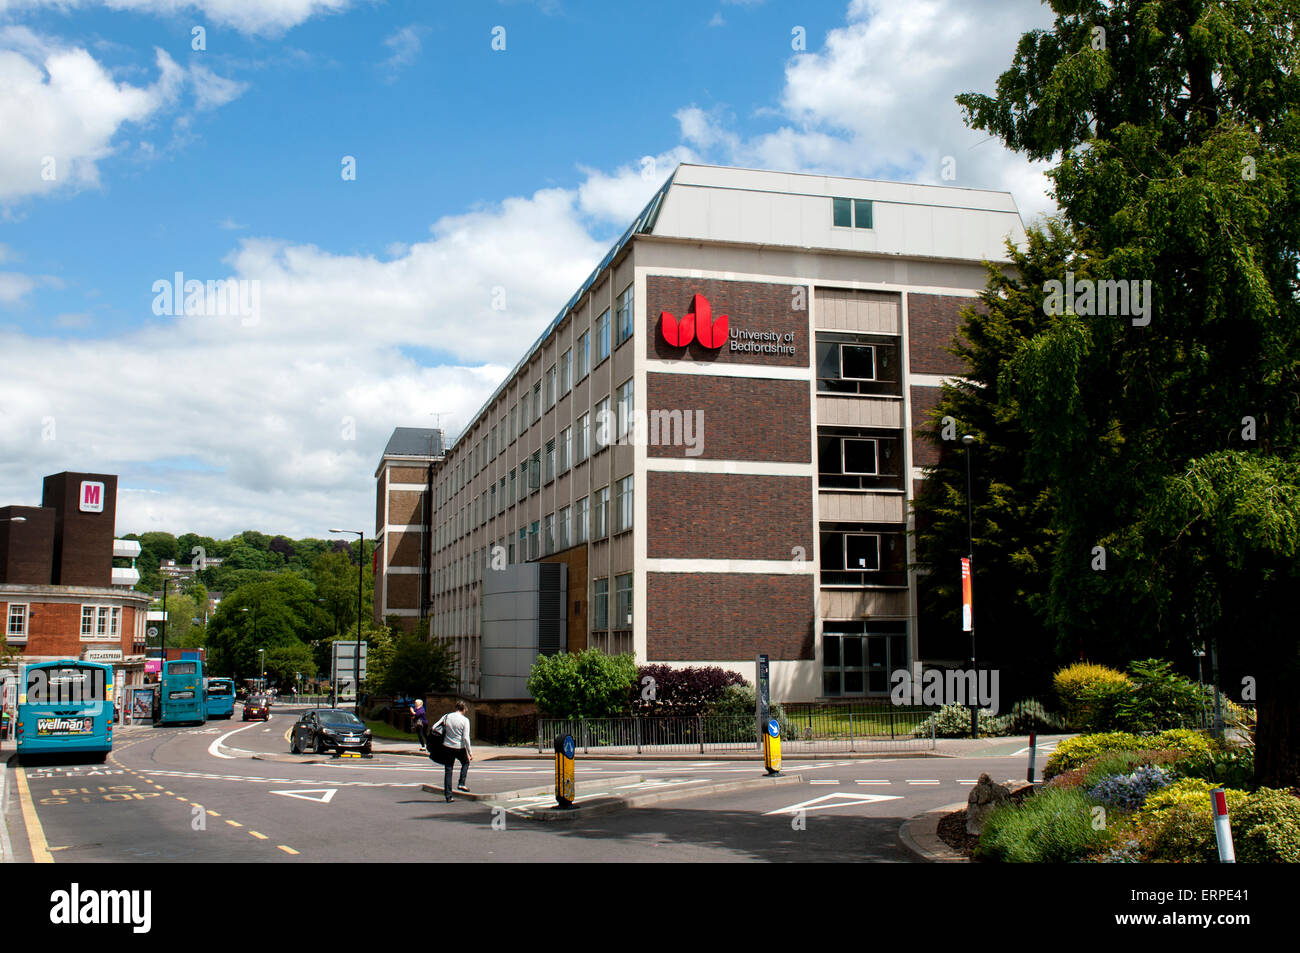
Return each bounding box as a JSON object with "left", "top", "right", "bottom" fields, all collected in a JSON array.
[
  {"left": 1087, "top": 764, "right": 1177, "bottom": 811},
  {"left": 1053, "top": 663, "right": 1132, "bottom": 729},
  {"left": 1048, "top": 749, "right": 1189, "bottom": 790},
  {"left": 911, "top": 704, "right": 1005, "bottom": 738},
  {"left": 526, "top": 649, "right": 637, "bottom": 718},
  {"left": 1178, "top": 741, "right": 1255, "bottom": 789},
  {"left": 1121, "top": 779, "right": 1250, "bottom": 862},
  {"left": 1000, "top": 698, "right": 1067, "bottom": 734},
  {"left": 975, "top": 787, "right": 1109, "bottom": 863},
  {"left": 707, "top": 683, "right": 785, "bottom": 722},
  {"left": 1234, "top": 789, "right": 1300, "bottom": 863},
  {"left": 631, "top": 664, "right": 746, "bottom": 716},
  {"left": 1044, "top": 732, "right": 1145, "bottom": 778},
  {"left": 1113, "top": 659, "right": 1206, "bottom": 733},
  {"left": 1043, "top": 728, "right": 1213, "bottom": 779}
]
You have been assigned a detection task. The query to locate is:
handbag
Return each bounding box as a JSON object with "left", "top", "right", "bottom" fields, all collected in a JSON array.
[{"left": 427, "top": 715, "right": 448, "bottom": 763}]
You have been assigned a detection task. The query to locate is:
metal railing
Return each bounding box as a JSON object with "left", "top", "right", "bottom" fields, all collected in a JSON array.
[{"left": 538, "top": 708, "right": 937, "bottom": 755}]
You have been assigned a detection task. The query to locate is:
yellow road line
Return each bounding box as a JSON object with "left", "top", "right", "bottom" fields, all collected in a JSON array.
[
  {"left": 206, "top": 810, "right": 221, "bottom": 817},
  {"left": 165, "top": 791, "right": 175, "bottom": 796},
  {"left": 277, "top": 845, "right": 299, "bottom": 855},
  {"left": 225, "top": 819, "right": 242, "bottom": 828},
  {"left": 249, "top": 831, "right": 268, "bottom": 840},
  {"left": 13, "top": 767, "right": 53, "bottom": 864}
]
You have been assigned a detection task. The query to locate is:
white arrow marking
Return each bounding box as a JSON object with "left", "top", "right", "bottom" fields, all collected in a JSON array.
[
  {"left": 763, "top": 792, "right": 902, "bottom": 815},
  {"left": 270, "top": 788, "right": 338, "bottom": 804}
]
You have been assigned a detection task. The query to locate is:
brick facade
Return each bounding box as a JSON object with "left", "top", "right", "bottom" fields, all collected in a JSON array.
[
  {"left": 906, "top": 293, "right": 977, "bottom": 376},
  {"left": 42, "top": 472, "right": 117, "bottom": 588},
  {"left": 909, "top": 385, "right": 944, "bottom": 468},
  {"left": 646, "top": 573, "right": 815, "bottom": 660},
  {"left": 646, "top": 276, "right": 809, "bottom": 367},
  {"left": 646, "top": 473, "right": 813, "bottom": 561},
  {"left": 0, "top": 596, "right": 141, "bottom": 658},
  {"left": 644, "top": 374, "right": 811, "bottom": 462}
]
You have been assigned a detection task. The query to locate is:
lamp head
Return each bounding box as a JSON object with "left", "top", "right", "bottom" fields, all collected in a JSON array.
[{"left": 961, "top": 434, "right": 976, "bottom": 446}]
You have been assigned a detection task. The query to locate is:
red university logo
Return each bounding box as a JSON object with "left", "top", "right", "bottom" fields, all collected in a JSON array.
[{"left": 660, "top": 294, "right": 728, "bottom": 349}]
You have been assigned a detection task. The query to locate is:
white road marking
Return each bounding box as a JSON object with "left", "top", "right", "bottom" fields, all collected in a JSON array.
[
  {"left": 763, "top": 792, "right": 903, "bottom": 815},
  {"left": 209, "top": 721, "right": 265, "bottom": 760},
  {"left": 809, "top": 780, "right": 840, "bottom": 785},
  {"left": 270, "top": 789, "right": 338, "bottom": 804},
  {"left": 856, "top": 780, "right": 891, "bottom": 785},
  {"left": 905, "top": 780, "right": 941, "bottom": 785}
]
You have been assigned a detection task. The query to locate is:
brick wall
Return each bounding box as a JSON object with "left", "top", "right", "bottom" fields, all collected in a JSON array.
[
  {"left": 646, "top": 573, "right": 815, "bottom": 660},
  {"left": 907, "top": 293, "right": 978, "bottom": 376},
  {"left": 42, "top": 473, "right": 117, "bottom": 588},
  {"left": 644, "top": 374, "right": 810, "bottom": 462},
  {"left": 0, "top": 599, "right": 138, "bottom": 658},
  {"left": 909, "top": 385, "right": 944, "bottom": 468},
  {"left": 646, "top": 473, "right": 812, "bottom": 560},
  {"left": 646, "top": 276, "right": 809, "bottom": 367},
  {"left": 0, "top": 506, "right": 54, "bottom": 585}
]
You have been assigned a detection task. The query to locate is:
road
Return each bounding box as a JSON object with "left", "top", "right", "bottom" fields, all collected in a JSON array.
[{"left": 4, "top": 708, "right": 1048, "bottom": 863}]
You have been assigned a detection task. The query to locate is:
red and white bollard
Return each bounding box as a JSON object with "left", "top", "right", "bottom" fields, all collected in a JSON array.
[{"left": 1211, "top": 788, "right": 1235, "bottom": 863}]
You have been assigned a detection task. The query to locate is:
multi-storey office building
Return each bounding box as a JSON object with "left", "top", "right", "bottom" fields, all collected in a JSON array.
[{"left": 421, "top": 164, "right": 1025, "bottom": 701}]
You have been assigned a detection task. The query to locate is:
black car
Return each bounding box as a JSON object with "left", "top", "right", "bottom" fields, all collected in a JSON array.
[{"left": 290, "top": 709, "right": 372, "bottom": 757}]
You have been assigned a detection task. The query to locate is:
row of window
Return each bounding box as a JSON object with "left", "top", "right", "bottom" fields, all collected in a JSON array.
[
  {"left": 591, "top": 573, "right": 633, "bottom": 630},
  {"left": 436, "top": 478, "right": 634, "bottom": 592},
  {"left": 816, "top": 334, "right": 901, "bottom": 397},
  {"left": 437, "top": 283, "right": 635, "bottom": 506},
  {"left": 4, "top": 604, "right": 124, "bottom": 640},
  {"left": 439, "top": 379, "right": 635, "bottom": 548}
]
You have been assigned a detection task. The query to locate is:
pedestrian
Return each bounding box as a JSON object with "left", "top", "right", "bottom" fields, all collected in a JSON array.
[
  {"left": 431, "top": 701, "right": 472, "bottom": 801},
  {"left": 409, "top": 697, "right": 429, "bottom": 750}
]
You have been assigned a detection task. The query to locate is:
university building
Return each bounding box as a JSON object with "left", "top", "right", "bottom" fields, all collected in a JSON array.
[
  {"left": 1, "top": 472, "right": 152, "bottom": 698},
  {"left": 383, "top": 164, "right": 1025, "bottom": 701}
]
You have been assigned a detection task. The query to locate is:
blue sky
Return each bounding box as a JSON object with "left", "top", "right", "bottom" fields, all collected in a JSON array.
[{"left": 0, "top": 0, "right": 1057, "bottom": 537}]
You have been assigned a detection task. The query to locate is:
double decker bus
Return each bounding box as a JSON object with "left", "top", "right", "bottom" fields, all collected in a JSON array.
[
  {"left": 15, "top": 660, "right": 114, "bottom": 763},
  {"left": 159, "top": 659, "right": 206, "bottom": 726},
  {"left": 204, "top": 677, "right": 235, "bottom": 719}
]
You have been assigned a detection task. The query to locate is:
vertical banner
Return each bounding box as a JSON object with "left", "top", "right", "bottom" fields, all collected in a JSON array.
[
  {"left": 961, "top": 557, "right": 973, "bottom": 632},
  {"left": 755, "top": 653, "right": 770, "bottom": 745}
]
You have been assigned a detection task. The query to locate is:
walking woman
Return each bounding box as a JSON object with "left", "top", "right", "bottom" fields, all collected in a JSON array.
[
  {"left": 409, "top": 697, "right": 429, "bottom": 750},
  {"left": 432, "top": 701, "right": 472, "bottom": 801}
]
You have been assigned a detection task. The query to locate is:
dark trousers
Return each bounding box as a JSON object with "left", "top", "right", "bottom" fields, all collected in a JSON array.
[
  {"left": 415, "top": 723, "right": 428, "bottom": 749},
  {"left": 443, "top": 746, "right": 469, "bottom": 795}
]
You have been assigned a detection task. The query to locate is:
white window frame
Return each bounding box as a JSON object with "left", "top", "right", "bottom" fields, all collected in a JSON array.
[
  {"left": 842, "top": 437, "right": 879, "bottom": 476},
  {"left": 560, "top": 348, "right": 572, "bottom": 395},
  {"left": 840, "top": 343, "right": 877, "bottom": 381},
  {"left": 843, "top": 533, "right": 882, "bottom": 572},
  {"left": 7, "top": 603, "right": 28, "bottom": 639}
]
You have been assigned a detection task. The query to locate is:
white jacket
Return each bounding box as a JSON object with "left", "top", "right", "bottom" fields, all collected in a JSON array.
[{"left": 435, "top": 711, "right": 471, "bottom": 752}]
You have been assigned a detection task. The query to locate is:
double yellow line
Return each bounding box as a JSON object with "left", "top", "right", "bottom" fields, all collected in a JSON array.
[{"left": 12, "top": 767, "right": 52, "bottom": 863}]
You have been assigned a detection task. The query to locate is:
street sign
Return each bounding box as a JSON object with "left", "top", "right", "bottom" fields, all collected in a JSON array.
[
  {"left": 755, "top": 653, "right": 770, "bottom": 746},
  {"left": 330, "top": 641, "right": 367, "bottom": 683}
]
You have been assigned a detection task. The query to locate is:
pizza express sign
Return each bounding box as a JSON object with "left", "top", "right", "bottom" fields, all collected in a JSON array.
[{"left": 659, "top": 293, "right": 797, "bottom": 357}]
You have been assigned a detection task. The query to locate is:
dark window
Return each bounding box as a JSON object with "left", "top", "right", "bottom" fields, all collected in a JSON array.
[
  {"left": 854, "top": 199, "right": 873, "bottom": 229},
  {"left": 841, "top": 344, "right": 875, "bottom": 380},
  {"left": 843, "top": 438, "right": 878, "bottom": 475},
  {"left": 832, "top": 197, "right": 852, "bottom": 227}
]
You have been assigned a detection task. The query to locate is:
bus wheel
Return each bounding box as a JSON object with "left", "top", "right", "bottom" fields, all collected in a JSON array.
[{"left": 94, "top": 752, "right": 108, "bottom": 763}]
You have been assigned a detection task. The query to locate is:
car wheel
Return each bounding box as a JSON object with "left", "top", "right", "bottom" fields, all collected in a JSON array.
[
  {"left": 315, "top": 736, "right": 328, "bottom": 755},
  {"left": 290, "top": 736, "right": 300, "bottom": 754}
]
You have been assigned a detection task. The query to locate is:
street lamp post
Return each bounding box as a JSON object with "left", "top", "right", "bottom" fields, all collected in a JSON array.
[
  {"left": 961, "top": 434, "right": 977, "bottom": 740},
  {"left": 241, "top": 606, "right": 258, "bottom": 691},
  {"left": 329, "top": 528, "right": 364, "bottom": 716},
  {"left": 259, "top": 648, "right": 266, "bottom": 692}
]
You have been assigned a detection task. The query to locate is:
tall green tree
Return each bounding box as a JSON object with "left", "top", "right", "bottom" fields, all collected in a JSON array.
[{"left": 957, "top": 0, "right": 1300, "bottom": 784}]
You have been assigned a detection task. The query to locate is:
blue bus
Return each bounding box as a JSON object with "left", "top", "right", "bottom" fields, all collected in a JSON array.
[
  {"left": 15, "top": 660, "right": 114, "bottom": 762},
  {"left": 159, "top": 659, "right": 207, "bottom": 726},
  {"left": 204, "top": 677, "right": 235, "bottom": 720}
]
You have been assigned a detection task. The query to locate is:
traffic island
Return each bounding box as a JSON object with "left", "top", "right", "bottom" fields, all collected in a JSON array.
[
  {"left": 898, "top": 801, "right": 970, "bottom": 863},
  {"left": 514, "top": 773, "right": 805, "bottom": 822}
]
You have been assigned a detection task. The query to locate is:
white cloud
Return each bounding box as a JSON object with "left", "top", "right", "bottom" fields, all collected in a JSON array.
[
  {"left": 0, "top": 29, "right": 248, "bottom": 203},
  {"left": 380, "top": 24, "right": 427, "bottom": 77},
  {"left": 678, "top": 0, "right": 1059, "bottom": 221},
  {"left": 575, "top": 146, "right": 697, "bottom": 225},
  {"left": 0, "top": 0, "right": 352, "bottom": 36},
  {"left": 0, "top": 270, "right": 36, "bottom": 303}
]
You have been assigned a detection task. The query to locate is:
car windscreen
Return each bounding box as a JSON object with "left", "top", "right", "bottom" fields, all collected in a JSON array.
[
  {"left": 319, "top": 712, "right": 363, "bottom": 728},
  {"left": 25, "top": 666, "right": 107, "bottom": 705}
]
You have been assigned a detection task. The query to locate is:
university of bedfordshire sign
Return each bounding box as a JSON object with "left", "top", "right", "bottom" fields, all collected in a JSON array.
[{"left": 659, "top": 293, "right": 797, "bottom": 356}]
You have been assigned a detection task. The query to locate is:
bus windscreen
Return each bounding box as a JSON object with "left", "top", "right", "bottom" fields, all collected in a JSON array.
[
  {"left": 26, "top": 666, "right": 108, "bottom": 705},
  {"left": 207, "top": 682, "right": 232, "bottom": 695},
  {"left": 167, "top": 662, "right": 198, "bottom": 675}
]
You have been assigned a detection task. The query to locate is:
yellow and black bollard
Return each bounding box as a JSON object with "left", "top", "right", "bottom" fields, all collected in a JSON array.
[
  {"left": 763, "top": 719, "right": 782, "bottom": 776},
  {"left": 554, "top": 733, "right": 576, "bottom": 808}
]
